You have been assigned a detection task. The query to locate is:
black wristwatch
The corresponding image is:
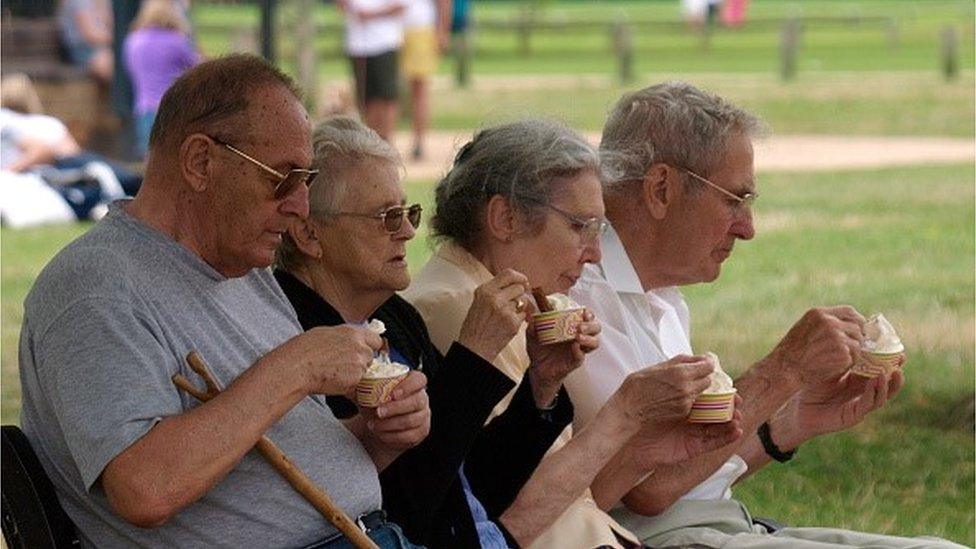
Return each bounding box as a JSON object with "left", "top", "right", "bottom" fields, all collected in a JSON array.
[{"left": 758, "top": 421, "right": 796, "bottom": 463}]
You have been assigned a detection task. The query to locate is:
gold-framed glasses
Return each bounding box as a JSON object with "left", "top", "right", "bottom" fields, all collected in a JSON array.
[
  {"left": 681, "top": 167, "right": 758, "bottom": 209},
  {"left": 332, "top": 204, "right": 423, "bottom": 234},
  {"left": 545, "top": 203, "right": 609, "bottom": 243},
  {"left": 210, "top": 136, "right": 319, "bottom": 199}
]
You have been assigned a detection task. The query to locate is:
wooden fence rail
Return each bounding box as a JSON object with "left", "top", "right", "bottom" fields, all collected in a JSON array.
[{"left": 196, "top": 13, "right": 961, "bottom": 87}]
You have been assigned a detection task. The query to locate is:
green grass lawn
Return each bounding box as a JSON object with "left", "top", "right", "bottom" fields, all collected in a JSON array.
[
  {"left": 187, "top": 0, "right": 976, "bottom": 138},
  {"left": 192, "top": 0, "right": 975, "bottom": 78},
  {"left": 2, "top": 163, "right": 972, "bottom": 544},
  {"left": 686, "top": 163, "right": 975, "bottom": 545},
  {"left": 425, "top": 71, "right": 976, "bottom": 136}
]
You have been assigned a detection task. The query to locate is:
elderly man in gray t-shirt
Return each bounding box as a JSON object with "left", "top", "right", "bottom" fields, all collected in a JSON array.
[{"left": 18, "top": 54, "right": 431, "bottom": 548}]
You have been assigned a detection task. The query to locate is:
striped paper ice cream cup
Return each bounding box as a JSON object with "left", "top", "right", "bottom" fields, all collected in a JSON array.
[
  {"left": 532, "top": 307, "right": 586, "bottom": 345},
  {"left": 355, "top": 372, "right": 409, "bottom": 407},
  {"left": 688, "top": 390, "right": 737, "bottom": 423},
  {"left": 851, "top": 350, "right": 904, "bottom": 379}
]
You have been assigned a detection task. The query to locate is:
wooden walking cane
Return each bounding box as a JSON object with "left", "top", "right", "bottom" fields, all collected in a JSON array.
[{"left": 172, "top": 351, "right": 380, "bottom": 549}]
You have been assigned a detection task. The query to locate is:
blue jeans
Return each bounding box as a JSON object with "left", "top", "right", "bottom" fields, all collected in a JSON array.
[
  {"left": 303, "top": 512, "right": 424, "bottom": 549},
  {"left": 134, "top": 110, "right": 156, "bottom": 159}
]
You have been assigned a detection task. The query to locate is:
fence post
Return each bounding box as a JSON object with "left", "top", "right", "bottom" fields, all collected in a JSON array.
[
  {"left": 612, "top": 20, "right": 634, "bottom": 84},
  {"left": 885, "top": 18, "right": 900, "bottom": 49},
  {"left": 454, "top": 28, "right": 472, "bottom": 88},
  {"left": 295, "top": 0, "right": 317, "bottom": 113},
  {"left": 260, "top": 0, "right": 276, "bottom": 62},
  {"left": 779, "top": 18, "right": 800, "bottom": 81},
  {"left": 941, "top": 25, "right": 959, "bottom": 81},
  {"left": 518, "top": 9, "right": 532, "bottom": 56}
]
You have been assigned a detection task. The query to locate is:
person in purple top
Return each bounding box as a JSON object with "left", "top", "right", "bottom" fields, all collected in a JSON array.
[{"left": 123, "top": 0, "right": 201, "bottom": 158}]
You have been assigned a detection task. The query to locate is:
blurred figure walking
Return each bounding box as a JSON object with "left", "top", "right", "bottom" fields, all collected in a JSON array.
[
  {"left": 339, "top": 0, "right": 406, "bottom": 143},
  {"left": 722, "top": 0, "right": 749, "bottom": 27},
  {"left": 123, "top": 0, "right": 201, "bottom": 158},
  {"left": 58, "top": 0, "right": 114, "bottom": 83},
  {"left": 401, "top": 0, "right": 450, "bottom": 160}
]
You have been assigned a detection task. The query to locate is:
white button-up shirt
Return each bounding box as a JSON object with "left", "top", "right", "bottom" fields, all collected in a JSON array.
[{"left": 567, "top": 224, "right": 747, "bottom": 502}]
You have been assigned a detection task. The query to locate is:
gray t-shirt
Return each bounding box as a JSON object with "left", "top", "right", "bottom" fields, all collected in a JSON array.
[{"left": 19, "top": 201, "right": 382, "bottom": 548}]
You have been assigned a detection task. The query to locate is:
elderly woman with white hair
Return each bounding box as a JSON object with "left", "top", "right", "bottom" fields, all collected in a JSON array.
[{"left": 276, "top": 116, "right": 741, "bottom": 549}]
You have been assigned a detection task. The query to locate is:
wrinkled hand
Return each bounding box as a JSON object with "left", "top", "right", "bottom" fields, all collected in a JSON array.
[
  {"left": 526, "top": 308, "right": 601, "bottom": 407},
  {"left": 783, "top": 369, "right": 904, "bottom": 444},
  {"left": 628, "top": 397, "right": 744, "bottom": 470},
  {"left": 769, "top": 306, "right": 865, "bottom": 386},
  {"left": 614, "top": 355, "right": 714, "bottom": 425},
  {"left": 457, "top": 269, "right": 530, "bottom": 362},
  {"left": 361, "top": 371, "right": 431, "bottom": 450},
  {"left": 285, "top": 325, "right": 381, "bottom": 396}
]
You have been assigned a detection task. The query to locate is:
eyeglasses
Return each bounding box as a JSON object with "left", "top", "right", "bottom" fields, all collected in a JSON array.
[
  {"left": 680, "top": 167, "right": 758, "bottom": 210},
  {"left": 332, "top": 204, "right": 423, "bottom": 234},
  {"left": 210, "top": 136, "right": 319, "bottom": 199},
  {"left": 545, "top": 203, "right": 609, "bottom": 243}
]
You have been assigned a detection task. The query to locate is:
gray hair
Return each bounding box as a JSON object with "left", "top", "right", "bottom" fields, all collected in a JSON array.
[
  {"left": 275, "top": 115, "right": 401, "bottom": 272},
  {"left": 432, "top": 118, "right": 600, "bottom": 250},
  {"left": 600, "top": 81, "right": 766, "bottom": 195}
]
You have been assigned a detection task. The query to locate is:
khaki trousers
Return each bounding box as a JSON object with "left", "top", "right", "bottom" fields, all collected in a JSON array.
[{"left": 610, "top": 499, "right": 969, "bottom": 549}]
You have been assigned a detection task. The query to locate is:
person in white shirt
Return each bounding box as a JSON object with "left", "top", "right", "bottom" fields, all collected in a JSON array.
[
  {"left": 339, "top": 0, "right": 406, "bottom": 142},
  {"left": 566, "top": 81, "right": 964, "bottom": 548}
]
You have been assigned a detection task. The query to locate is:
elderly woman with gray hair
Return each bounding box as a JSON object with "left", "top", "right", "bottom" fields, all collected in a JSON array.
[{"left": 404, "top": 118, "right": 743, "bottom": 549}]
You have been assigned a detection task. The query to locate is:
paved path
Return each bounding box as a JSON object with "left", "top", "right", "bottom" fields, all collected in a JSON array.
[{"left": 394, "top": 131, "right": 974, "bottom": 181}]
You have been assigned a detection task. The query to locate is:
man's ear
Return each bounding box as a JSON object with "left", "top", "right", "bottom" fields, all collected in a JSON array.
[
  {"left": 287, "top": 218, "right": 324, "bottom": 259},
  {"left": 484, "top": 194, "right": 517, "bottom": 243},
  {"left": 180, "top": 134, "right": 214, "bottom": 194},
  {"left": 641, "top": 163, "right": 674, "bottom": 219}
]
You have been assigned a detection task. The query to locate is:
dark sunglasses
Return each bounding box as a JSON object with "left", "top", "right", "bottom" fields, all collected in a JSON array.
[
  {"left": 209, "top": 136, "right": 318, "bottom": 199},
  {"left": 332, "top": 204, "right": 423, "bottom": 233}
]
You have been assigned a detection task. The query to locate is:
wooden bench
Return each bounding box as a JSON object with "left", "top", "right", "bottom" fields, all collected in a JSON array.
[{"left": 1, "top": 16, "right": 114, "bottom": 147}]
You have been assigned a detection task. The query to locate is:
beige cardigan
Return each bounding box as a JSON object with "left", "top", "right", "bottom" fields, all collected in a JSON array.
[{"left": 403, "top": 241, "right": 638, "bottom": 549}]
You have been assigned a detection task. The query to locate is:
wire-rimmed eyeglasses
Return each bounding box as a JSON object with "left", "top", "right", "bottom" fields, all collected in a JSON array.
[
  {"left": 209, "top": 136, "right": 319, "bottom": 199},
  {"left": 680, "top": 167, "right": 759, "bottom": 209},
  {"left": 330, "top": 204, "right": 423, "bottom": 234},
  {"left": 545, "top": 203, "right": 609, "bottom": 243}
]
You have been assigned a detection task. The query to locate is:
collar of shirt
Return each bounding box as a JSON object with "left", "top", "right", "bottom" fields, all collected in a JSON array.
[
  {"left": 433, "top": 240, "right": 495, "bottom": 285},
  {"left": 591, "top": 224, "right": 690, "bottom": 356},
  {"left": 597, "top": 222, "right": 645, "bottom": 295}
]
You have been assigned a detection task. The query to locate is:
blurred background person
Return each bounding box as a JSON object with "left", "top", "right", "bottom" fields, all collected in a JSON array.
[
  {"left": 682, "top": 0, "right": 722, "bottom": 31},
  {"left": 124, "top": 0, "right": 201, "bottom": 158},
  {"left": 721, "top": 0, "right": 749, "bottom": 27},
  {"left": 58, "top": 0, "right": 114, "bottom": 84},
  {"left": 0, "top": 74, "right": 141, "bottom": 224},
  {"left": 339, "top": 0, "right": 406, "bottom": 142},
  {"left": 401, "top": 0, "right": 450, "bottom": 161}
]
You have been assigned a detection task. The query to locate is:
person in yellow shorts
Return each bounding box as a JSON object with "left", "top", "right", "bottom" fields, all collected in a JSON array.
[{"left": 401, "top": 0, "right": 450, "bottom": 160}]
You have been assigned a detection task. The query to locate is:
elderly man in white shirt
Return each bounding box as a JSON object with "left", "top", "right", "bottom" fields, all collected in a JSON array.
[{"left": 566, "top": 81, "right": 964, "bottom": 549}]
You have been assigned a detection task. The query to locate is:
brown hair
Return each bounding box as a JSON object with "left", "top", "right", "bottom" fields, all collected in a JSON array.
[{"left": 148, "top": 53, "right": 302, "bottom": 152}]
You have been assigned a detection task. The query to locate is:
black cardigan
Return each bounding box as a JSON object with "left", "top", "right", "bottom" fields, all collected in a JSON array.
[{"left": 274, "top": 270, "right": 573, "bottom": 549}]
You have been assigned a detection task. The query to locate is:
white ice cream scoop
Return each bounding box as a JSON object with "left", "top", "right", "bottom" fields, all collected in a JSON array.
[
  {"left": 704, "top": 352, "right": 735, "bottom": 393},
  {"left": 861, "top": 313, "right": 904, "bottom": 354}
]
